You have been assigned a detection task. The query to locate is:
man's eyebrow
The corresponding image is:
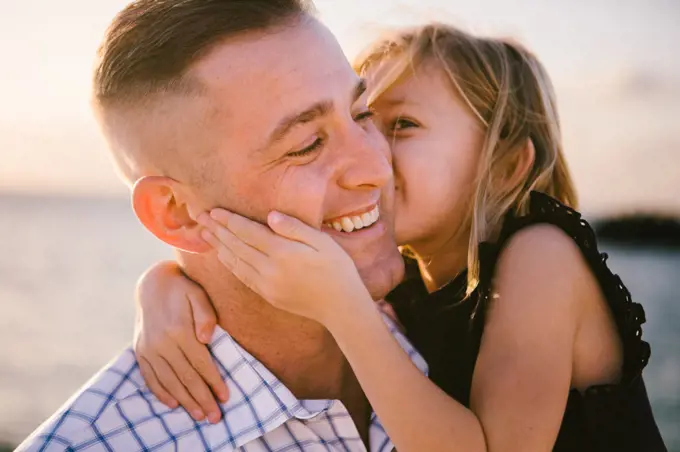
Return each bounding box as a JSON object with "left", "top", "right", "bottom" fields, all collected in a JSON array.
[
  {"left": 267, "top": 101, "right": 332, "bottom": 146},
  {"left": 266, "top": 79, "right": 368, "bottom": 147}
]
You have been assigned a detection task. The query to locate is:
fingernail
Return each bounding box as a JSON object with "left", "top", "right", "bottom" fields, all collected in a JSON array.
[
  {"left": 208, "top": 412, "right": 221, "bottom": 424},
  {"left": 219, "top": 391, "right": 229, "bottom": 403},
  {"left": 168, "top": 399, "right": 179, "bottom": 409},
  {"left": 192, "top": 410, "right": 205, "bottom": 421},
  {"left": 268, "top": 211, "right": 283, "bottom": 224},
  {"left": 210, "top": 209, "right": 226, "bottom": 220}
]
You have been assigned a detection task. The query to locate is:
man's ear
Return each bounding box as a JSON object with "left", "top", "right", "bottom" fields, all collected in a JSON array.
[
  {"left": 503, "top": 138, "right": 536, "bottom": 190},
  {"left": 132, "top": 176, "right": 211, "bottom": 253}
]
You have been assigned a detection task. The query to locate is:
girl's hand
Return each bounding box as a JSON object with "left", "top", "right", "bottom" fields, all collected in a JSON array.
[
  {"left": 134, "top": 261, "right": 229, "bottom": 423},
  {"left": 197, "top": 210, "right": 372, "bottom": 326}
]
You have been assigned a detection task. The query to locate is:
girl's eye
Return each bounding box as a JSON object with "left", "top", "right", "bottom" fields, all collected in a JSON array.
[
  {"left": 287, "top": 137, "right": 323, "bottom": 158},
  {"left": 391, "top": 118, "right": 419, "bottom": 132}
]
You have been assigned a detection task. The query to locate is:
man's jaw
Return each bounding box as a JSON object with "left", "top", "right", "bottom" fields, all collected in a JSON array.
[{"left": 320, "top": 202, "right": 402, "bottom": 300}]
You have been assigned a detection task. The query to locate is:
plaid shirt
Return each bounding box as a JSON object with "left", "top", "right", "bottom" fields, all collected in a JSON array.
[{"left": 18, "top": 315, "right": 427, "bottom": 451}]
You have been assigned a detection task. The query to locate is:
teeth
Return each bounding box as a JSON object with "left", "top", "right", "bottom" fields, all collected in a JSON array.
[
  {"left": 326, "top": 205, "right": 380, "bottom": 233},
  {"left": 341, "top": 217, "right": 355, "bottom": 233}
]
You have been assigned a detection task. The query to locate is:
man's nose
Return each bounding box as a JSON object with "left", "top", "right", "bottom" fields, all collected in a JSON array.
[{"left": 337, "top": 126, "right": 392, "bottom": 190}]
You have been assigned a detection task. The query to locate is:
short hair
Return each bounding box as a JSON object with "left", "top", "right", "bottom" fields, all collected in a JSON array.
[{"left": 94, "top": 0, "right": 314, "bottom": 107}]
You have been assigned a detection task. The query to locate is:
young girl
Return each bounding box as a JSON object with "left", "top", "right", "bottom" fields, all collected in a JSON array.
[{"left": 133, "top": 23, "right": 666, "bottom": 451}]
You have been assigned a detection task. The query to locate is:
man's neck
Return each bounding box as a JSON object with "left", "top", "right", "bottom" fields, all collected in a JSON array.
[
  {"left": 181, "top": 254, "right": 364, "bottom": 403},
  {"left": 217, "top": 292, "right": 350, "bottom": 400}
]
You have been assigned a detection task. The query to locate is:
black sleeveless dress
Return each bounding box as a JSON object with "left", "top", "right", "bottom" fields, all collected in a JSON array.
[{"left": 386, "top": 192, "right": 667, "bottom": 451}]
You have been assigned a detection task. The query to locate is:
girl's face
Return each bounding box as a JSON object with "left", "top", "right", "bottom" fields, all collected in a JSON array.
[{"left": 370, "top": 62, "right": 485, "bottom": 253}]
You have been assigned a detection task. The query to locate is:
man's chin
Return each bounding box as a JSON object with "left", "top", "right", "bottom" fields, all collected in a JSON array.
[
  {"left": 354, "top": 248, "right": 404, "bottom": 301},
  {"left": 326, "top": 217, "right": 403, "bottom": 299}
]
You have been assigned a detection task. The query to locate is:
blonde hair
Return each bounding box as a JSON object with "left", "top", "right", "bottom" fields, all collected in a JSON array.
[{"left": 354, "top": 23, "right": 578, "bottom": 295}]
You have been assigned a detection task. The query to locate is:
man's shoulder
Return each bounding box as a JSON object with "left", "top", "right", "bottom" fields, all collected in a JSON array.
[
  {"left": 16, "top": 347, "right": 166, "bottom": 451},
  {"left": 16, "top": 329, "right": 275, "bottom": 451}
]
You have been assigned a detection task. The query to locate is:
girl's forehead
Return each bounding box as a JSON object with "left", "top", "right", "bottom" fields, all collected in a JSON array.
[
  {"left": 368, "top": 61, "right": 449, "bottom": 106},
  {"left": 363, "top": 55, "right": 413, "bottom": 104}
]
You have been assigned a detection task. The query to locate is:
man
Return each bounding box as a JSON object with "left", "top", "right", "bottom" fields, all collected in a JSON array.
[{"left": 18, "top": 0, "right": 426, "bottom": 450}]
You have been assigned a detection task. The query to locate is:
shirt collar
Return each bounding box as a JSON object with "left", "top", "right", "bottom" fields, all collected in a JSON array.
[{"left": 208, "top": 313, "right": 428, "bottom": 450}]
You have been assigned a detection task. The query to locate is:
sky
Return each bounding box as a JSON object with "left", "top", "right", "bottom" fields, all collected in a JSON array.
[{"left": 0, "top": 0, "right": 679, "bottom": 213}]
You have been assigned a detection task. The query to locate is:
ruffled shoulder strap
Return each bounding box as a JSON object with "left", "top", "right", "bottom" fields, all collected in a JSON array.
[{"left": 476, "top": 191, "right": 650, "bottom": 384}]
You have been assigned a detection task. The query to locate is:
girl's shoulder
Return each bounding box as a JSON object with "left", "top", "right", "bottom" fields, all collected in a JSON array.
[
  {"left": 478, "top": 191, "right": 650, "bottom": 384},
  {"left": 498, "top": 191, "right": 599, "bottom": 253},
  {"left": 489, "top": 191, "right": 601, "bottom": 287}
]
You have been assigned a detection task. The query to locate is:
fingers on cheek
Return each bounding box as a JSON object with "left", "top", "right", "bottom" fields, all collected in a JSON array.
[
  {"left": 217, "top": 249, "right": 236, "bottom": 268},
  {"left": 200, "top": 215, "right": 223, "bottom": 232},
  {"left": 203, "top": 229, "right": 236, "bottom": 257},
  {"left": 201, "top": 229, "right": 219, "bottom": 247},
  {"left": 210, "top": 209, "right": 230, "bottom": 225},
  {"left": 215, "top": 227, "right": 238, "bottom": 249}
]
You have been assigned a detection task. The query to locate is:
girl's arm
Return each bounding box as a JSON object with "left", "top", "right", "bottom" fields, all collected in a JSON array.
[
  {"left": 133, "top": 261, "right": 401, "bottom": 424},
  {"left": 134, "top": 261, "right": 228, "bottom": 423},
  {"left": 200, "top": 211, "right": 593, "bottom": 452},
  {"left": 326, "top": 225, "right": 583, "bottom": 451}
]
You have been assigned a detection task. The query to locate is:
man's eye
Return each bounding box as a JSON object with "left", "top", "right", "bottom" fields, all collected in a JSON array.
[
  {"left": 391, "top": 118, "right": 419, "bottom": 132},
  {"left": 354, "top": 110, "right": 375, "bottom": 122},
  {"left": 287, "top": 137, "right": 323, "bottom": 158}
]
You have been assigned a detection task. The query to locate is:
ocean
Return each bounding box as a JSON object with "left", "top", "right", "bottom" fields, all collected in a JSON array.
[{"left": 0, "top": 194, "right": 678, "bottom": 449}]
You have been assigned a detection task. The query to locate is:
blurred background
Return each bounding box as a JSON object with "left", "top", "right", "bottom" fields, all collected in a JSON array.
[{"left": 1, "top": 0, "right": 678, "bottom": 449}]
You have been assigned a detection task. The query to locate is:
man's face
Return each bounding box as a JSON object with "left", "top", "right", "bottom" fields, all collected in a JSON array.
[{"left": 175, "top": 18, "right": 404, "bottom": 299}]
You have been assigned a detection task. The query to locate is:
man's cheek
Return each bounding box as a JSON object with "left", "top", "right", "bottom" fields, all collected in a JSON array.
[
  {"left": 273, "top": 166, "right": 327, "bottom": 228},
  {"left": 219, "top": 175, "right": 275, "bottom": 224}
]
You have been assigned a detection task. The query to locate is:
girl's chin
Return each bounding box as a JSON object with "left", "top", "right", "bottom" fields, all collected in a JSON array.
[
  {"left": 394, "top": 217, "right": 424, "bottom": 247},
  {"left": 394, "top": 226, "right": 440, "bottom": 254},
  {"left": 394, "top": 230, "right": 417, "bottom": 249}
]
